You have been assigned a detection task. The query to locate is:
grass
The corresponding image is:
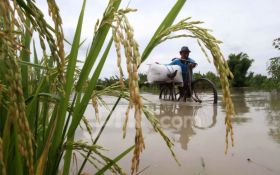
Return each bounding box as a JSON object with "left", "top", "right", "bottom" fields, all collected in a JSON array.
[{"left": 0, "top": 0, "right": 234, "bottom": 174}]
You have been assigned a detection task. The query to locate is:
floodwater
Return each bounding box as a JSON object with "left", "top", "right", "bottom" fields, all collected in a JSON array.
[{"left": 75, "top": 89, "right": 280, "bottom": 175}]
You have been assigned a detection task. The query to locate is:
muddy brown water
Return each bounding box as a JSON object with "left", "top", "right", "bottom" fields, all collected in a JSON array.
[{"left": 73, "top": 89, "right": 280, "bottom": 175}]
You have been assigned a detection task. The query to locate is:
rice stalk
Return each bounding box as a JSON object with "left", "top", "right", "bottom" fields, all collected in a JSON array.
[
  {"left": 47, "top": 0, "right": 66, "bottom": 92},
  {"left": 0, "top": 83, "right": 5, "bottom": 107},
  {"left": 112, "top": 27, "right": 125, "bottom": 88},
  {"left": 197, "top": 39, "right": 211, "bottom": 63},
  {"left": 78, "top": 151, "right": 101, "bottom": 171},
  {"left": 96, "top": 145, "right": 135, "bottom": 175},
  {"left": 93, "top": 149, "right": 127, "bottom": 175},
  {"left": 0, "top": 138, "right": 6, "bottom": 175},
  {"left": 111, "top": 9, "right": 145, "bottom": 173},
  {"left": 91, "top": 91, "right": 100, "bottom": 122},
  {"left": 0, "top": 3, "right": 34, "bottom": 175},
  {"left": 123, "top": 101, "right": 132, "bottom": 138},
  {"left": 65, "top": 141, "right": 103, "bottom": 152},
  {"left": 81, "top": 116, "right": 95, "bottom": 144},
  {"left": 98, "top": 83, "right": 180, "bottom": 169},
  {"left": 36, "top": 111, "right": 58, "bottom": 175}
]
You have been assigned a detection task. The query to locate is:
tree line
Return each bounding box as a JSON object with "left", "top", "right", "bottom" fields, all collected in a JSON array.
[{"left": 97, "top": 38, "right": 280, "bottom": 90}]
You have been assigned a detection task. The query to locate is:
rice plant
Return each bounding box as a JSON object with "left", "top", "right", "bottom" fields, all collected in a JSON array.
[{"left": 0, "top": 0, "right": 234, "bottom": 175}]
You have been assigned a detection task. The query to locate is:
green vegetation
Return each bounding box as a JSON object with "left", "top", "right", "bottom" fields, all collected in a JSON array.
[
  {"left": 193, "top": 71, "right": 221, "bottom": 88},
  {"left": 227, "top": 53, "right": 254, "bottom": 87},
  {"left": 248, "top": 38, "right": 280, "bottom": 90}
]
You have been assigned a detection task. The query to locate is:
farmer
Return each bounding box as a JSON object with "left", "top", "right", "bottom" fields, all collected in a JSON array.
[{"left": 169, "top": 46, "right": 197, "bottom": 83}]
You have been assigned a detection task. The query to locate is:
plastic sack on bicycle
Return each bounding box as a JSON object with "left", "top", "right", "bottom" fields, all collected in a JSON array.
[{"left": 147, "top": 63, "right": 183, "bottom": 85}]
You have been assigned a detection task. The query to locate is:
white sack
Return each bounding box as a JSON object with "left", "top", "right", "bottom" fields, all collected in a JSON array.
[{"left": 147, "top": 64, "right": 183, "bottom": 83}]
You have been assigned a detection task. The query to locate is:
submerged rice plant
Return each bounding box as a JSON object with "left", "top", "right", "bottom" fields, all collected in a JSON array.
[{"left": 0, "top": 0, "right": 234, "bottom": 174}]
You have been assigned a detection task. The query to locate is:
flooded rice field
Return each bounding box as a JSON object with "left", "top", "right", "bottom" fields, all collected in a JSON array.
[{"left": 76, "top": 89, "right": 280, "bottom": 175}]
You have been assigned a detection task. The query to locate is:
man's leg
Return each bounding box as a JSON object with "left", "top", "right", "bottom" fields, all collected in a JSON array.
[{"left": 183, "top": 79, "right": 192, "bottom": 98}]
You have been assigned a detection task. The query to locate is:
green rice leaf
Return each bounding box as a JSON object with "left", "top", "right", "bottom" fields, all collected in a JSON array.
[
  {"left": 67, "top": 38, "right": 113, "bottom": 138},
  {"left": 75, "top": 0, "right": 121, "bottom": 92},
  {"left": 95, "top": 145, "right": 135, "bottom": 175},
  {"left": 141, "top": 0, "right": 186, "bottom": 63},
  {"left": 63, "top": 38, "right": 113, "bottom": 175},
  {"left": 20, "top": 19, "right": 32, "bottom": 98}
]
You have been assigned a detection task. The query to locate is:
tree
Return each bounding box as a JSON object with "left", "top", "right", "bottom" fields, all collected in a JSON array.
[
  {"left": 138, "top": 73, "right": 148, "bottom": 85},
  {"left": 270, "top": 37, "right": 280, "bottom": 80},
  {"left": 248, "top": 74, "right": 268, "bottom": 88},
  {"left": 268, "top": 57, "right": 280, "bottom": 81},
  {"left": 227, "top": 52, "right": 254, "bottom": 87},
  {"left": 267, "top": 38, "right": 280, "bottom": 89},
  {"left": 273, "top": 37, "right": 280, "bottom": 51},
  {"left": 193, "top": 71, "right": 221, "bottom": 87}
]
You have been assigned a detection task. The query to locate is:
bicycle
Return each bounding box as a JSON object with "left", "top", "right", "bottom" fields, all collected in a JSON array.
[{"left": 158, "top": 60, "right": 218, "bottom": 104}]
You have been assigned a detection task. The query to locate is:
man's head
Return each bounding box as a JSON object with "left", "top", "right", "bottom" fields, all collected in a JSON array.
[{"left": 179, "top": 46, "right": 191, "bottom": 59}]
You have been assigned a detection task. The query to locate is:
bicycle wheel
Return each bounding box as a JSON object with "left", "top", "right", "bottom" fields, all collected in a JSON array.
[
  {"left": 174, "top": 86, "right": 184, "bottom": 101},
  {"left": 159, "top": 84, "right": 176, "bottom": 100},
  {"left": 192, "top": 105, "right": 218, "bottom": 129},
  {"left": 192, "top": 78, "right": 218, "bottom": 104},
  {"left": 159, "top": 85, "right": 167, "bottom": 99}
]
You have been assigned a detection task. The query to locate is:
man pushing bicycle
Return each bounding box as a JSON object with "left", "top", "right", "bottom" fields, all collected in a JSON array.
[{"left": 169, "top": 46, "right": 197, "bottom": 98}]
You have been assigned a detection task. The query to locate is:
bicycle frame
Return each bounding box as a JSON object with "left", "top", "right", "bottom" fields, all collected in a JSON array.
[
  {"left": 178, "top": 61, "right": 196, "bottom": 101},
  {"left": 158, "top": 60, "right": 217, "bottom": 104}
]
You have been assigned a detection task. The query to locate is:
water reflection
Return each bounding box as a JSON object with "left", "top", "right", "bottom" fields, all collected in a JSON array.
[
  {"left": 246, "top": 90, "right": 269, "bottom": 109},
  {"left": 244, "top": 90, "right": 280, "bottom": 144},
  {"left": 79, "top": 90, "right": 280, "bottom": 175},
  {"left": 150, "top": 102, "right": 217, "bottom": 150},
  {"left": 219, "top": 88, "right": 252, "bottom": 124},
  {"left": 266, "top": 91, "right": 280, "bottom": 144},
  {"left": 231, "top": 88, "right": 250, "bottom": 114}
]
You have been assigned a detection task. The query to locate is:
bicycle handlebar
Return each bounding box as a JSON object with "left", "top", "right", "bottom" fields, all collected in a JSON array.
[{"left": 180, "top": 60, "right": 197, "bottom": 65}]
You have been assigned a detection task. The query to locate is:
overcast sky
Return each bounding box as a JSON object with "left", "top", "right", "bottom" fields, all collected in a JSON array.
[{"left": 38, "top": 0, "right": 280, "bottom": 77}]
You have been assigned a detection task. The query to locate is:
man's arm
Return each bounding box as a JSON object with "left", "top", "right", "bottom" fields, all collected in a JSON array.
[
  {"left": 188, "top": 58, "right": 197, "bottom": 68},
  {"left": 169, "top": 59, "right": 179, "bottom": 65}
]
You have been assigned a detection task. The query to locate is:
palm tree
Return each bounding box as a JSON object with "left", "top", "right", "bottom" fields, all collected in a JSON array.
[{"left": 227, "top": 52, "right": 254, "bottom": 87}]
